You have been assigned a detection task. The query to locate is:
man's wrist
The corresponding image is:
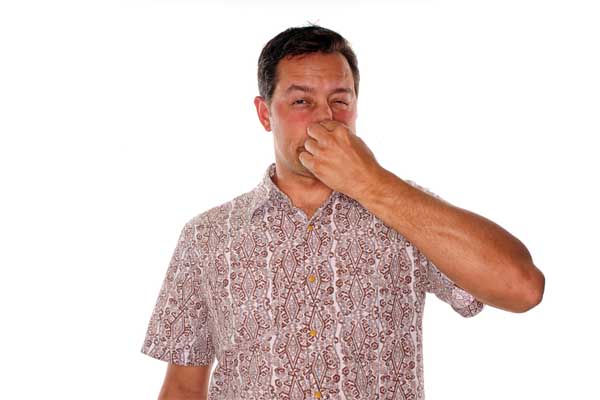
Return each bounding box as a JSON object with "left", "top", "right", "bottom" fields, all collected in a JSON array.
[{"left": 355, "top": 166, "right": 400, "bottom": 205}]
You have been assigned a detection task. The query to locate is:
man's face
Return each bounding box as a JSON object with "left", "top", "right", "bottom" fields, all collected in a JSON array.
[{"left": 255, "top": 51, "right": 358, "bottom": 180}]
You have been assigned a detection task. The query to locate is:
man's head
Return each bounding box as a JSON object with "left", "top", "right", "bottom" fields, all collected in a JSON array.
[
  {"left": 257, "top": 25, "right": 360, "bottom": 107},
  {"left": 254, "top": 25, "right": 360, "bottom": 181}
]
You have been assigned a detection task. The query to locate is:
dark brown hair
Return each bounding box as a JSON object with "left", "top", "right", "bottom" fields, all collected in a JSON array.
[{"left": 257, "top": 24, "right": 360, "bottom": 106}]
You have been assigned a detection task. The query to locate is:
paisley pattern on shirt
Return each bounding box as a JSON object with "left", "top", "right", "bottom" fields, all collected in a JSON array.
[{"left": 141, "top": 163, "right": 484, "bottom": 399}]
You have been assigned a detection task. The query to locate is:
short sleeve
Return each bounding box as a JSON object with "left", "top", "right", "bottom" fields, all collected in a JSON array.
[
  {"left": 423, "top": 257, "right": 485, "bottom": 317},
  {"left": 406, "top": 179, "right": 485, "bottom": 318},
  {"left": 141, "top": 221, "right": 215, "bottom": 365}
]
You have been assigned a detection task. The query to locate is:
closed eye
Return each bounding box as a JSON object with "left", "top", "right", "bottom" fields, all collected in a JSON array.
[{"left": 291, "top": 99, "right": 349, "bottom": 106}]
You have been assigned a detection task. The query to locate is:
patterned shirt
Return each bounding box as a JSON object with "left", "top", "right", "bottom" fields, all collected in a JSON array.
[{"left": 141, "top": 162, "right": 484, "bottom": 399}]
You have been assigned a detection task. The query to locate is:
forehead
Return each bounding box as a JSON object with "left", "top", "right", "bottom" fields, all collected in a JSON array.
[{"left": 274, "top": 52, "right": 354, "bottom": 95}]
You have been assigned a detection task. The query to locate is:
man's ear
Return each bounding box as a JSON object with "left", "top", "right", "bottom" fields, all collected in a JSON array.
[{"left": 254, "top": 96, "right": 272, "bottom": 132}]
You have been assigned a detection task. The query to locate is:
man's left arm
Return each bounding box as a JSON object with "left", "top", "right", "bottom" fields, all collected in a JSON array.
[
  {"left": 356, "top": 169, "right": 545, "bottom": 313},
  {"left": 300, "top": 120, "right": 545, "bottom": 313}
]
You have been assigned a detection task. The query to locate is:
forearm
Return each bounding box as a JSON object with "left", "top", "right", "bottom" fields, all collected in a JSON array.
[
  {"left": 158, "top": 386, "right": 207, "bottom": 400},
  {"left": 158, "top": 364, "right": 211, "bottom": 400},
  {"left": 356, "top": 168, "right": 545, "bottom": 312}
]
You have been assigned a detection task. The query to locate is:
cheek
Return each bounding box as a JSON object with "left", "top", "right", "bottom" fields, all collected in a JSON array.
[
  {"left": 274, "top": 110, "right": 311, "bottom": 138},
  {"left": 333, "top": 109, "right": 356, "bottom": 124},
  {"left": 285, "top": 109, "right": 312, "bottom": 126},
  {"left": 272, "top": 118, "right": 309, "bottom": 152},
  {"left": 273, "top": 105, "right": 310, "bottom": 129}
]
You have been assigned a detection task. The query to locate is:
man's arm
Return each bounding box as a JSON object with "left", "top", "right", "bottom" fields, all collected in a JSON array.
[
  {"left": 299, "top": 120, "right": 545, "bottom": 314},
  {"left": 158, "top": 364, "right": 212, "bottom": 400},
  {"left": 357, "top": 168, "right": 545, "bottom": 313}
]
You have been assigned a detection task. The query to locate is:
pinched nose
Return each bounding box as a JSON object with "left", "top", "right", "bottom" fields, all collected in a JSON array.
[{"left": 318, "top": 119, "right": 339, "bottom": 132}]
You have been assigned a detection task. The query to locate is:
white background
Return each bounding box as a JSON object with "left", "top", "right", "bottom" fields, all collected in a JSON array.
[{"left": 1, "top": 0, "right": 598, "bottom": 398}]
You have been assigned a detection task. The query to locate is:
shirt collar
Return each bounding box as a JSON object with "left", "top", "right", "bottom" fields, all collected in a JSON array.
[
  {"left": 247, "top": 163, "right": 286, "bottom": 217},
  {"left": 247, "top": 163, "right": 340, "bottom": 219}
]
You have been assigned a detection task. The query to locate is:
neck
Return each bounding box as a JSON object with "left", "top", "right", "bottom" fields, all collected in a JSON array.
[{"left": 272, "top": 162, "right": 333, "bottom": 216}]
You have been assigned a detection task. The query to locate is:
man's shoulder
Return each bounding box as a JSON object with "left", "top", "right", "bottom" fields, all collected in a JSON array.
[{"left": 185, "top": 186, "right": 260, "bottom": 230}]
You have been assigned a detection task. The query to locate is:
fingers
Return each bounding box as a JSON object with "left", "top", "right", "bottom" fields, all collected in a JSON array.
[
  {"left": 319, "top": 120, "right": 340, "bottom": 131},
  {"left": 303, "top": 137, "right": 320, "bottom": 156},
  {"left": 306, "top": 122, "right": 328, "bottom": 140},
  {"left": 298, "top": 150, "right": 315, "bottom": 170}
]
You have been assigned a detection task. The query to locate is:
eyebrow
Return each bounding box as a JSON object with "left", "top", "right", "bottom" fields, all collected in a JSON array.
[{"left": 284, "top": 84, "right": 354, "bottom": 96}]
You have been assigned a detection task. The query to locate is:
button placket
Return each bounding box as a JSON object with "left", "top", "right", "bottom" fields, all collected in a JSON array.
[{"left": 304, "top": 221, "right": 327, "bottom": 399}]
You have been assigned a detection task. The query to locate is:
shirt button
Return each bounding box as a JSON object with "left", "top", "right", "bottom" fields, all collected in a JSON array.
[
  {"left": 309, "top": 329, "right": 317, "bottom": 337},
  {"left": 314, "top": 391, "right": 322, "bottom": 398},
  {"left": 307, "top": 274, "right": 316, "bottom": 283},
  {"left": 307, "top": 224, "right": 314, "bottom": 231}
]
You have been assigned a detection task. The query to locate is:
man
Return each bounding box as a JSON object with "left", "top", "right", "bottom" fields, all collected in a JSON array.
[{"left": 141, "top": 25, "right": 545, "bottom": 399}]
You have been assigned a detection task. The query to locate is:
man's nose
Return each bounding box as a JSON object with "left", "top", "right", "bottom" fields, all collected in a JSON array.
[{"left": 314, "top": 102, "right": 333, "bottom": 122}]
